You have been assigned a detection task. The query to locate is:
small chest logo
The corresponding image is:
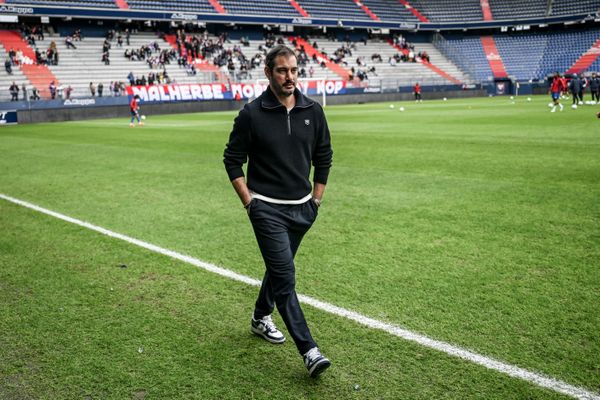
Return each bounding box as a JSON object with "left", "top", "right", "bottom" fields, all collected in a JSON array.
[{"left": 304, "top": 119, "right": 310, "bottom": 126}]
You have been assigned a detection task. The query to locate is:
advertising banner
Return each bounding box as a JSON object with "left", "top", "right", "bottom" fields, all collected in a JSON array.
[
  {"left": 0, "top": 110, "right": 17, "bottom": 125},
  {"left": 125, "top": 80, "right": 351, "bottom": 103}
]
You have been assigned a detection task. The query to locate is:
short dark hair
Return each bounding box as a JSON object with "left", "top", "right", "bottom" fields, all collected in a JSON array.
[{"left": 265, "top": 45, "right": 297, "bottom": 71}]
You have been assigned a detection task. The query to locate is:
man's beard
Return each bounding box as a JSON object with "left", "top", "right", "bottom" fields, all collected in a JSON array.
[{"left": 274, "top": 79, "right": 295, "bottom": 97}]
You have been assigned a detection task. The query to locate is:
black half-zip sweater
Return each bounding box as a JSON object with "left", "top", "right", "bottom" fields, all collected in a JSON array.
[{"left": 223, "top": 87, "right": 333, "bottom": 200}]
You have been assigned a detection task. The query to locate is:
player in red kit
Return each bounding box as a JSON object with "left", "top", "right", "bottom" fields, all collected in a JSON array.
[
  {"left": 414, "top": 82, "right": 422, "bottom": 102},
  {"left": 129, "top": 94, "right": 144, "bottom": 127},
  {"left": 550, "top": 73, "right": 564, "bottom": 113}
]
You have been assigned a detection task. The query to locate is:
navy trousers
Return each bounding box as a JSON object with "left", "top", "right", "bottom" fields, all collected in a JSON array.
[{"left": 248, "top": 198, "right": 319, "bottom": 355}]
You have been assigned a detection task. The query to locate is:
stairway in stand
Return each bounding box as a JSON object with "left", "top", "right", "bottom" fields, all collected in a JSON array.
[
  {"left": 0, "top": 30, "right": 60, "bottom": 98},
  {"left": 567, "top": 38, "right": 600, "bottom": 75}
]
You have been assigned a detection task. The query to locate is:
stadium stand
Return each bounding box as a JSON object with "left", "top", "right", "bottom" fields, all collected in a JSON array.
[
  {"left": 3, "top": 0, "right": 118, "bottom": 8},
  {"left": 308, "top": 36, "right": 469, "bottom": 88},
  {"left": 0, "top": 30, "right": 216, "bottom": 101},
  {"left": 359, "top": 0, "right": 419, "bottom": 23},
  {"left": 0, "top": 25, "right": 475, "bottom": 102},
  {"left": 567, "top": 38, "right": 600, "bottom": 74},
  {"left": 0, "top": 30, "right": 58, "bottom": 99},
  {"left": 218, "top": 0, "right": 298, "bottom": 17},
  {"left": 535, "top": 29, "right": 600, "bottom": 78},
  {"left": 127, "top": 0, "right": 216, "bottom": 13},
  {"left": 488, "top": 0, "right": 548, "bottom": 20},
  {"left": 295, "top": 0, "right": 372, "bottom": 21},
  {"left": 434, "top": 34, "right": 493, "bottom": 82},
  {"left": 436, "top": 28, "right": 600, "bottom": 82},
  {"left": 0, "top": 46, "right": 33, "bottom": 102},
  {"left": 493, "top": 33, "right": 548, "bottom": 81},
  {"left": 550, "top": 0, "right": 600, "bottom": 17},
  {"left": 590, "top": 54, "right": 600, "bottom": 72},
  {"left": 406, "top": 0, "right": 483, "bottom": 22},
  {"left": 2, "top": 0, "right": 599, "bottom": 23}
]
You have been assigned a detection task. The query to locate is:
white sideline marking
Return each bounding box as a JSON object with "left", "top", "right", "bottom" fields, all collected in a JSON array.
[{"left": 1, "top": 192, "right": 598, "bottom": 400}]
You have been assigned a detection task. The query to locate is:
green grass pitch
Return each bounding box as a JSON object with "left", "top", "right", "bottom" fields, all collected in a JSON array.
[{"left": 0, "top": 95, "right": 599, "bottom": 399}]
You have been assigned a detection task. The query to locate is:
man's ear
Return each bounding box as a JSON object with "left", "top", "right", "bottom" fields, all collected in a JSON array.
[{"left": 264, "top": 66, "right": 271, "bottom": 80}]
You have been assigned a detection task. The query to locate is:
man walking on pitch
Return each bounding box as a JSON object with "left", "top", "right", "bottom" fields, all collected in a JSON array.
[
  {"left": 223, "top": 45, "right": 333, "bottom": 377},
  {"left": 550, "top": 72, "right": 564, "bottom": 113},
  {"left": 129, "top": 94, "right": 144, "bottom": 127}
]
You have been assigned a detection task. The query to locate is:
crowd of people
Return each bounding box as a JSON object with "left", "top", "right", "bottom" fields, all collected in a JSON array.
[
  {"left": 126, "top": 70, "right": 172, "bottom": 86},
  {"left": 549, "top": 71, "right": 600, "bottom": 112},
  {"left": 8, "top": 81, "right": 40, "bottom": 101},
  {"left": 124, "top": 39, "right": 178, "bottom": 70}
]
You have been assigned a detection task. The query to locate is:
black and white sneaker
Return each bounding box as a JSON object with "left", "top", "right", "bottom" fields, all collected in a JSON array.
[
  {"left": 303, "top": 347, "right": 331, "bottom": 377},
  {"left": 251, "top": 315, "right": 285, "bottom": 344}
]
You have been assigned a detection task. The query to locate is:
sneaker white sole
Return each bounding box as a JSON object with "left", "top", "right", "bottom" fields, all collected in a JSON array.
[{"left": 251, "top": 326, "right": 286, "bottom": 344}]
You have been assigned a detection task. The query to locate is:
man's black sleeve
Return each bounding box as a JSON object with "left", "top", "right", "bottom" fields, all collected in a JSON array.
[
  {"left": 223, "top": 106, "right": 251, "bottom": 181},
  {"left": 312, "top": 104, "right": 333, "bottom": 185}
]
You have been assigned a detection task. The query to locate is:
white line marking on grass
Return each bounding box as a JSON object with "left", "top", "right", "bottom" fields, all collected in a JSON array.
[{"left": 1, "top": 192, "right": 598, "bottom": 400}]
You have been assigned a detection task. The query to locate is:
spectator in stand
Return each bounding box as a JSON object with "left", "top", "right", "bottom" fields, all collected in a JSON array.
[
  {"left": 73, "top": 29, "right": 82, "bottom": 41},
  {"left": 49, "top": 81, "right": 57, "bottom": 100},
  {"left": 65, "top": 85, "right": 73, "bottom": 100},
  {"left": 21, "top": 83, "right": 27, "bottom": 101},
  {"left": 65, "top": 36, "right": 77, "bottom": 49},
  {"left": 414, "top": 82, "right": 422, "bottom": 102},
  {"left": 89, "top": 82, "right": 96, "bottom": 97},
  {"left": 32, "top": 25, "right": 44, "bottom": 41},
  {"left": 34, "top": 48, "right": 42, "bottom": 65},
  {"left": 102, "top": 51, "right": 110, "bottom": 65},
  {"left": 31, "top": 87, "right": 40, "bottom": 101},
  {"left": 5, "top": 58, "right": 12, "bottom": 74},
  {"left": 57, "top": 84, "right": 64, "bottom": 99},
  {"left": 102, "top": 38, "right": 111, "bottom": 53},
  {"left": 9, "top": 82, "right": 19, "bottom": 101},
  {"left": 309, "top": 65, "right": 314, "bottom": 78},
  {"left": 8, "top": 48, "right": 16, "bottom": 64},
  {"left": 98, "top": 82, "right": 104, "bottom": 97},
  {"left": 128, "top": 71, "right": 135, "bottom": 86},
  {"left": 125, "top": 29, "right": 130, "bottom": 46},
  {"left": 15, "top": 50, "right": 23, "bottom": 66},
  {"left": 46, "top": 43, "right": 58, "bottom": 65},
  {"left": 117, "top": 34, "right": 123, "bottom": 47}
]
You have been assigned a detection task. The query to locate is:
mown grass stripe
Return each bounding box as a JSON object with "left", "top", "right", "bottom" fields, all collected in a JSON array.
[{"left": 1, "top": 192, "right": 598, "bottom": 400}]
